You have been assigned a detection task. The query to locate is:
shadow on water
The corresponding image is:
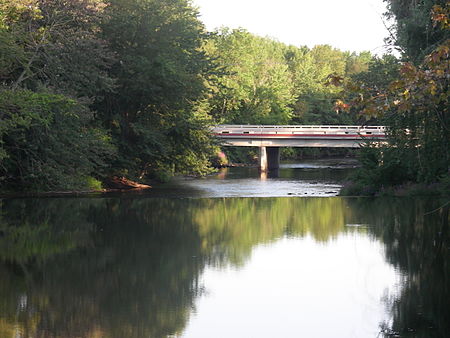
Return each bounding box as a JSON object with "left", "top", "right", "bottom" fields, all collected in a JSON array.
[{"left": 0, "top": 197, "right": 448, "bottom": 337}]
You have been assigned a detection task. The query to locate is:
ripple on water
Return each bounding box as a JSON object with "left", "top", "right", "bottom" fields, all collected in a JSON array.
[
  {"left": 177, "top": 178, "right": 342, "bottom": 198},
  {"left": 146, "top": 159, "right": 354, "bottom": 198}
]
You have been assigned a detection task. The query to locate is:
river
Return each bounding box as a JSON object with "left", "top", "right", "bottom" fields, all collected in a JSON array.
[{"left": 0, "top": 159, "right": 448, "bottom": 337}]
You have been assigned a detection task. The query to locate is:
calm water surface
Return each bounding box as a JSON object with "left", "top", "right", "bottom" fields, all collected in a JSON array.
[
  {"left": 146, "top": 158, "right": 356, "bottom": 198},
  {"left": 0, "top": 159, "right": 448, "bottom": 337}
]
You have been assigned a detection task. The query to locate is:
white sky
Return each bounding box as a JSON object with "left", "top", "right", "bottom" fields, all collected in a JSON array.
[{"left": 192, "top": 0, "right": 391, "bottom": 54}]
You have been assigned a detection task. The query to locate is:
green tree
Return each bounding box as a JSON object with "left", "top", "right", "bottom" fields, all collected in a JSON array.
[
  {"left": 352, "top": 54, "right": 400, "bottom": 90},
  {"left": 0, "top": 0, "right": 114, "bottom": 98},
  {"left": 206, "top": 29, "right": 295, "bottom": 124},
  {"left": 345, "top": 51, "right": 372, "bottom": 75},
  {"left": 284, "top": 44, "right": 358, "bottom": 125},
  {"left": 336, "top": 4, "right": 449, "bottom": 193},
  {"left": 338, "top": 54, "right": 401, "bottom": 125},
  {"left": 384, "top": 0, "right": 450, "bottom": 62},
  {"left": 0, "top": 1, "right": 117, "bottom": 191},
  {"left": 0, "top": 89, "right": 115, "bottom": 191},
  {"left": 98, "top": 0, "right": 216, "bottom": 179},
  {"left": 310, "top": 44, "right": 348, "bottom": 78}
]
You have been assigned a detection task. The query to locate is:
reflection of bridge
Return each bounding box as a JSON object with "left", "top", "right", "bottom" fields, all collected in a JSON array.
[{"left": 212, "top": 125, "right": 387, "bottom": 171}]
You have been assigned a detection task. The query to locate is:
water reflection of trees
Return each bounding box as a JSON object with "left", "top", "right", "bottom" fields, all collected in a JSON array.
[
  {"left": 0, "top": 198, "right": 205, "bottom": 337},
  {"left": 192, "top": 198, "right": 348, "bottom": 266},
  {"left": 0, "top": 197, "right": 448, "bottom": 337},
  {"left": 353, "top": 198, "right": 449, "bottom": 338}
]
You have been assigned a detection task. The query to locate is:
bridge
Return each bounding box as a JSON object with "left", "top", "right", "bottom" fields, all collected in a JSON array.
[{"left": 212, "top": 125, "right": 387, "bottom": 171}]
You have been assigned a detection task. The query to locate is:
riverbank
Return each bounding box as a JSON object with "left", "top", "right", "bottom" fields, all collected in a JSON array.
[
  {"left": 0, "top": 176, "right": 153, "bottom": 199},
  {"left": 340, "top": 179, "right": 450, "bottom": 197},
  {"left": 3, "top": 160, "right": 447, "bottom": 199}
]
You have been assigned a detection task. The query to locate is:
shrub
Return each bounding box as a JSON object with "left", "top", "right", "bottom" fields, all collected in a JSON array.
[{"left": 0, "top": 89, "right": 115, "bottom": 191}]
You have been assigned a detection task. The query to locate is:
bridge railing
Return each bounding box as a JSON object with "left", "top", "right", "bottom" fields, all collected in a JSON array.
[
  {"left": 212, "top": 125, "right": 386, "bottom": 137},
  {"left": 214, "top": 125, "right": 385, "bottom": 130}
]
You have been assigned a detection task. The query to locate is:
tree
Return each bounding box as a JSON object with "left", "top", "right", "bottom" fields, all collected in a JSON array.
[
  {"left": 205, "top": 29, "right": 295, "bottom": 124},
  {"left": 335, "top": 3, "right": 449, "bottom": 192},
  {"left": 98, "top": 0, "right": 216, "bottom": 179},
  {"left": 351, "top": 54, "right": 400, "bottom": 90},
  {"left": 0, "top": 0, "right": 116, "bottom": 191},
  {"left": 345, "top": 51, "right": 372, "bottom": 75},
  {"left": 338, "top": 54, "right": 401, "bottom": 125},
  {"left": 284, "top": 45, "right": 361, "bottom": 125},
  {"left": 0, "top": 0, "right": 114, "bottom": 98},
  {"left": 0, "top": 89, "right": 115, "bottom": 191},
  {"left": 384, "top": 0, "right": 450, "bottom": 62}
]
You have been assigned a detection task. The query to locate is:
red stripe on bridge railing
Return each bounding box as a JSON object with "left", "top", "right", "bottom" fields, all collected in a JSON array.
[{"left": 213, "top": 133, "right": 386, "bottom": 138}]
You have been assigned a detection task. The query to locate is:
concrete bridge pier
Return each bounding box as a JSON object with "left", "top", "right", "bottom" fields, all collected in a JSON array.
[{"left": 259, "top": 146, "right": 280, "bottom": 172}]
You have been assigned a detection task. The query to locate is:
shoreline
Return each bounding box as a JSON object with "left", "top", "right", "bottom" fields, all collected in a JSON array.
[
  {"left": 0, "top": 188, "right": 152, "bottom": 199},
  {"left": 0, "top": 176, "right": 153, "bottom": 199},
  {"left": 339, "top": 180, "right": 449, "bottom": 197}
]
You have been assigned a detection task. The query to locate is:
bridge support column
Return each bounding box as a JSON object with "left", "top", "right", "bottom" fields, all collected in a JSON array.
[{"left": 259, "top": 146, "right": 280, "bottom": 172}]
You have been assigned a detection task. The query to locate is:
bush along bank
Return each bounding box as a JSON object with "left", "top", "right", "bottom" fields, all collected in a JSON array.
[{"left": 339, "top": 147, "right": 450, "bottom": 197}]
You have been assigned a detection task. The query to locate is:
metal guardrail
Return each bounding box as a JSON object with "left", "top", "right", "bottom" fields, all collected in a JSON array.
[
  {"left": 214, "top": 125, "right": 385, "bottom": 130},
  {"left": 212, "top": 125, "right": 386, "bottom": 137}
]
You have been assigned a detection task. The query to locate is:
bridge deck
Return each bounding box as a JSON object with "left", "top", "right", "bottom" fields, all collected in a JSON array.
[
  {"left": 212, "top": 125, "right": 386, "bottom": 148},
  {"left": 213, "top": 125, "right": 386, "bottom": 139}
]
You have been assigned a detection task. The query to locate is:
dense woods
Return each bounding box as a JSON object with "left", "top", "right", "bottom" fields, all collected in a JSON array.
[
  {"left": 1, "top": 0, "right": 218, "bottom": 190},
  {"left": 338, "top": 0, "right": 449, "bottom": 195},
  {"left": 0, "top": 0, "right": 448, "bottom": 192}
]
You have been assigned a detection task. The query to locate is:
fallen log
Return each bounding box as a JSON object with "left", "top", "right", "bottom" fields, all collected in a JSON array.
[{"left": 105, "top": 176, "right": 152, "bottom": 190}]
